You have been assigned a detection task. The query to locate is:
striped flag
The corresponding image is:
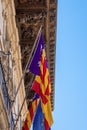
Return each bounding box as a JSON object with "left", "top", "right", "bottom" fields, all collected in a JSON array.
[
  {"left": 22, "top": 97, "right": 39, "bottom": 130},
  {"left": 29, "top": 32, "right": 53, "bottom": 128},
  {"left": 29, "top": 32, "right": 51, "bottom": 104},
  {"left": 44, "top": 118, "right": 51, "bottom": 130}
]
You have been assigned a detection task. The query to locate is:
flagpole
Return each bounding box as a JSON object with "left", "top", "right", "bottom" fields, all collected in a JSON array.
[
  {"left": 9, "top": 25, "right": 42, "bottom": 115},
  {"left": 13, "top": 96, "right": 26, "bottom": 130}
]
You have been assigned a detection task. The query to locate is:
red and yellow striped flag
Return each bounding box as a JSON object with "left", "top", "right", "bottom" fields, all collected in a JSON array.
[
  {"left": 29, "top": 32, "right": 53, "bottom": 128},
  {"left": 30, "top": 33, "right": 51, "bottom": 104},
  {"left": 22, "top": 98, "right": 39, "bottom": 130}
]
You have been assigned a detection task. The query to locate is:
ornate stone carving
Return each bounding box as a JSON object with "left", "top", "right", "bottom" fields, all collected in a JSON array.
[
  {"left": 21, "top": 25, "right": 35, "bottom": 39},
  {"left": 18, "top": 0, "right": 46, "bottom": 6},
  {"left": 17, "top": 11, "right": 47, "bottom": 24}
]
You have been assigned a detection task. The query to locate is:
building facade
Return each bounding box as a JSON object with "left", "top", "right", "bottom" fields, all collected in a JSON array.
[
  {"left": 14, "top": 0, "right": 57, "bottom": 111},
  {"left": 0, "top": 0, "right": 56, "bottom": 129},
  {"left": 0, "top": 0, "right": 27, "bottom": 129}
]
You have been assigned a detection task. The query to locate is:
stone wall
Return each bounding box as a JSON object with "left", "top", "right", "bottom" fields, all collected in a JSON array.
[{"left": 0, "top": 0, "right": 27, "bottom": 129}]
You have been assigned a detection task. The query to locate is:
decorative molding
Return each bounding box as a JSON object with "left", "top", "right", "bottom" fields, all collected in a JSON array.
[{"left": 14, "top": 0, "right": 57, "bottom": 111}]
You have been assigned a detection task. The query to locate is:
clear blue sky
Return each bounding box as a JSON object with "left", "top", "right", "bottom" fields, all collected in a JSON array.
[{"left": 52, "top": 0, "right": 87, "bottom": 130}]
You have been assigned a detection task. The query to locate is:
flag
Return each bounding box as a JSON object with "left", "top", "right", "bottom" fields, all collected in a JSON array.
[
  {"left": 22, "top": 119, "right": 29, "bottom": 130},
  {"left": 33, "top": 101, "right": 51, "bottom": 130},
  {"left": 29, "top": 32, "right": 51, "bottom": 104},
  {"left": 33, "top": 101, "right": 45, "bottom": 130},
  {"left": 22, "top": 97, "right": 39, "bottom": 130},
  {"left": 29, "top": 32, "right": 53, "bottom": 127},
  {"left": 44, "top": 118, "right": 51, "bottom": 130},
  {"left": 41, "top": 97, "right": 53, "bottom": 127}
]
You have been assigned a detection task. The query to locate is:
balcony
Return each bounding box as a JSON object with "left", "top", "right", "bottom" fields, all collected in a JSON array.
[{"left": 0, "top": 62, "right": 14, "bottom": 130}]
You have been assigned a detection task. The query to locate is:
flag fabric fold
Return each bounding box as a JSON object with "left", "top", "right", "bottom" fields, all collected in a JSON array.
[
  {"left": 22, "top": 97, "right": 39, "bottom": 130},
  {"left": 41, "top": 98, "right": 53, "bottom": 127},
  {"left": 33, "top": 101, "right": 45, "bottom": 130},
  {"left": 22, "top": 119, "right": 30, "bottom": 130},
  {"left": 33, "top": 101, "right": 51, "bottom": 130},
  {"left": 44, "top": 118, "right": 51, "bottom": 130}
]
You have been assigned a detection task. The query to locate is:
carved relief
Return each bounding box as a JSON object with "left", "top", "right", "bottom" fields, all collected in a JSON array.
[
  {"left": 17, "top": 10, "right": 47, "bottom": 25},
  {"left": 20, "top": 23, "right": 43, "bottom": 40},
  {"left": 21, "top": 25, "right": 35, "bottom": 39},
  {"left": 18, "top": 0, "right": 46, "bottom": 6}
]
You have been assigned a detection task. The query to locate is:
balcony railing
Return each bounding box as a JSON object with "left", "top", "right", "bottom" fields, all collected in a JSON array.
[{"left": 0, "top": 62, "right": 14, "bottom": 130}]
